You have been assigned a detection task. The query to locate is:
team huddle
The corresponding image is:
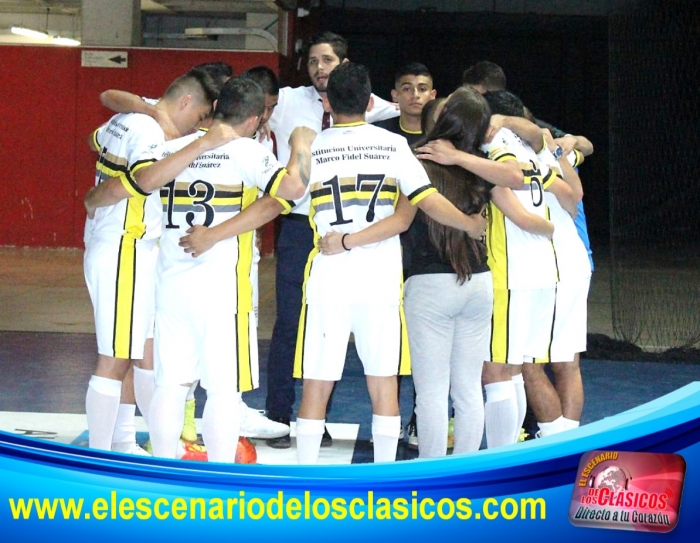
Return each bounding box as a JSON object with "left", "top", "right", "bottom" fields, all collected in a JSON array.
[{"left": 82, "top": 30, "right": 594, "bottom": 464}]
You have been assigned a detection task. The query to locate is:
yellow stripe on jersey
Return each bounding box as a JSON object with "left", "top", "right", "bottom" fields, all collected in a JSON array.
[
  {"left": 486, "top": 201, "right": 509, "bottom": 290},
  {"left": 123, "top": 195, "right": 148, "bottom": 240},
  {"left": 488, "top": 149, "right": 517, "bottom": 163},
  {"left": 293, "top": 302, "right": 309, "bottom": 379},
  {"left": 397, "top": 305, "right": 411, "bottom": 376},
  {"left": 235, "top": 312, "right": 255, "bottom": 392},
  {"left": 541, "top": 168, "right": 557, "bottom": 190},
  {"left": 264, "top": 167, "right": 294, "bottom": 213},
  {"left": 92, "top": 129, "right": 100, "bottom": 152},
  {"left": 113, "top": 236, "right": 136, "bottom": 359},
  {"left": 235, "top": 185, "right": 258, "bottom": 315},
  {"left": 490, "top": 288, "right": 511, "bottom": 364},
  {"left": 407, "top": 185, "right": 437, "bottom": 206},
  {"left": 122, "top": 159, "right": 156, "bottom": 197},
  {"left": 572, "top": 149, "right": 584, "bottom": 167}
]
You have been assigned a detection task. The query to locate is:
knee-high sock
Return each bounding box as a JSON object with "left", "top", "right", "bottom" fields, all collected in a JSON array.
[
  {"left": 512, "top": 373, "right": 527, "bottom": 442},
  {"left": 202, "top": 391, "right": 241, "bottom": 463},
  {"left": 111, "top": 403, "right": 136, "bottom": 448},
  {"left": 296, "top": 418, "right": 325, "bottom": 465},
  {"left": 86, "top": 375, "right": 122, "bottom": 450},
  {"left": 149, "top": 385, "right": 189, "bottom": 459},
  {"left": 484, "top": 380, "right": 518, "bottom": 448},
  {"left": 372, "top": 414, "right": 401, "bottom": 463},
  {"left": 133, "top": 366, "right": 155, "bottom": 426}
]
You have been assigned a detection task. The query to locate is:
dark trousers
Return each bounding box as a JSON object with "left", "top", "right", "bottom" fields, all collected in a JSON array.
[{"left": 265, "top": 215, "right": 314, "bottom": 421}]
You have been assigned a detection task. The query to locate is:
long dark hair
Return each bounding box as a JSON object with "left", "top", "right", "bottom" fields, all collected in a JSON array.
[{"left": 414, "top": 86, "right": 492, "bottom": 283}]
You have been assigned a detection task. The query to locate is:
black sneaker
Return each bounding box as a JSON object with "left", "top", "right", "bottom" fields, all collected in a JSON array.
[
  {"left": 266, "top": 416, "right": 291, "bottom": 449},
  {"left": 321, "top": 426, "right": 333, "bottom": 447},
  {"left": 406, "top": 418, "right": 418, "bottom": 450}
]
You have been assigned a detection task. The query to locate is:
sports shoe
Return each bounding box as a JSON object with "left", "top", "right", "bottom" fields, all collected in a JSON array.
[
  {"left": 519, "top": 428, "right": 531, "bottom": 442},
  {"left": 240, "top": 401, "right": 290, "bottom": 439},
  {"left": 177, "top": 440, "right": 208, "bottom": 462},
  {"left": 447, "top": 417, "right": 455, "bottom": 449},
  {"left": 266, "top": 416, "right": 291, "bottom": 449},
  {"left": 181, "top": 398, "right": 198, "bottom": 443},
  {"left": 112, "top": 442, "right": 151, "bottom": 456},
  {"left": 321, "top": 426, "right": 333, "bottom": 448},
  {"left": 406, "top": 419, "right": 418, "bottom": 450}
]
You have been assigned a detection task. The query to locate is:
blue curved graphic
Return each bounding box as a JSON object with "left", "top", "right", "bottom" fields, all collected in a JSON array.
[{"left": 1, "top": 382, "right": 699, "bottom": 541}]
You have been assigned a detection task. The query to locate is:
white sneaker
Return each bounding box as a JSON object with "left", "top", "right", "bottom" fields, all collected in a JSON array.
[
  {"left": 112, "top": 442, "right": 151, "bottom": 456},
  {"left": 239, "top": 401, "right": 290, "bottom": 439}
]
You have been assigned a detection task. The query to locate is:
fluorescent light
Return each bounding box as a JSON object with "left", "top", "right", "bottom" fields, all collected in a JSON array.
[
  {"left": 53, "top": 36, "right": 80, "bottom": 46},
  {"left": 11, "top": 26, "right": 49, "bottom": 39}
]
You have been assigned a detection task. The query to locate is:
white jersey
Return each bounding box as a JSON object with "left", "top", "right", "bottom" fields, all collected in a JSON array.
[
  {"left": 133, "top": 131, "right": 289, "bottom": 314},
  {"left": 538, "top": 148, "right": 591, "bottom": 281},
  {"left": 303, "top": 122, "right": 436, "bottom": 305},
  {"left": 481, "top": 127, "right": 558, "bottom": 290},
  {"left": 89, "top": 113, "right": 165, "bottom": 243},
  {"left": 269, "top": 85, "right": 399, "bottom": 216}
]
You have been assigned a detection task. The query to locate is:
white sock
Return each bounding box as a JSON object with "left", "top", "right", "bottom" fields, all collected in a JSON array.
[
  {"left": 148, "top": 384, "right": 189, "bottom": 458},
  {"left": 538, "top": 415, "right": 567, "bottom": 437},
  {"left": 86, "top": 375, "right": 122, "bottom": 450},
  {"left": 296, "top": 418, "right": 325, "bottom": 465},
  {"left": 512, "top": 373, "right": 527, "bottom": 442},
  {"left": 133, "top": 366, "right": 155, "bottom": 425},
  {"left": 561, "top": 417, "right": 580, "bottom": 430},
  {"left": 202, "top": 391, "right": 241, "bottom": 463},
  {"left": 371, "top": 414, "right": 401, "bottom": 463},
  {"left": 111, "top": 403, "right": 136, "bottom": 448},
  {"left": 484, "top": 380, "right": 518, "bottom": 448}
]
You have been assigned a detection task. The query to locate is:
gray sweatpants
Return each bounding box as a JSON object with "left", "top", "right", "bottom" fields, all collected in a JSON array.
[{"left": 404, "top": 272, "right": 493, "bottom": 458}]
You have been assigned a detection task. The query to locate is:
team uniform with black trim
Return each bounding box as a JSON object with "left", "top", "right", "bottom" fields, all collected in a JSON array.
[
  {"left": 84, "top": 113, "right": 164, "bottom": 360},
  {"left": 293, "top": 122, "right": 436, "bottom": 381},
  {"left": 127, "top": 131, "right": 291, "bottom": 394},
  {"left": 482, "top": 127, "right": 558, "bottom": 364},
  {"left": 535, "top": 148, "right": 591, "bottom": 362}
]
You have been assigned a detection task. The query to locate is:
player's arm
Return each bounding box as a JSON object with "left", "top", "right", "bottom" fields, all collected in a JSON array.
[
  {"left": 489, "top": 114, "right": 545, "bottom": 153},
  {"left": 179, "top": 195, "right": 285, "bottom": 258},
  {"left": 84, "top": 177, "right": 132, "bottom": 218},
  {"left": 318, "top": 193, "right": 417, "bottom": 255},
  {"left": 133, "top": 123, "right": 240, "bottom": 193},
  {"left": 490, "top": 186, "right": 554, "bottom": 239},
  {"left": 555, "top": 134, "right": 594, "bottom": 157},
  {"left": 414, "top": 139, "right": 524, "bottom": 189},
  {"left": 100, "top": 90, "right": 179, "bottom": 140},
  {"left": 273, "top": 126, "right": 316, "bottom": 201},
  {"left": 414, "top": 191, "right": 486, "bottom": 240},
  {"left": 546, "top": 176, "right": 578, "bottom": 219},
  {"left": 543, "top": 129, "right": 584, "bottom": 203}
]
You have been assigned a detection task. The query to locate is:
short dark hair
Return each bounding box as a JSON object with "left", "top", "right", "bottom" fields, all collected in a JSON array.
[
  {"left": 461, "top": 61, "right": 507, "bottom": 90},
  {"left": 394, "top": 62, "right": 432, "bottom": 86},
  {"left": 190, "top": 62, "right": 233, "bottom": 97},
  {"left": 242, "top": 65, "right": 279, "bottom": 96},
  {"left": 213, "top": 76, "right": 264, "bottom": 125},
  {"left": 163, "top": 70, "right": 218, "bottom": 106},
  {"left": 306, "top": 31, "right": 348, "bottom": 61},
  {"left": 483, "top": 90, "right": 525, "bottom": 117},
  {"left": 326, "top": 62, "right": 371, "bottom": 116}
]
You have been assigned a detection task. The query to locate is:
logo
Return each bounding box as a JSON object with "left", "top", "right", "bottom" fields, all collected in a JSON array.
[{"left": 569, "top": 450, "right": 685, "bottom": 533}]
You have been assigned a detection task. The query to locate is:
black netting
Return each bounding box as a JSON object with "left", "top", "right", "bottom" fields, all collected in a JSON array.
[{"left": 609, "top": 0, "right": 700, "bottom": 349}]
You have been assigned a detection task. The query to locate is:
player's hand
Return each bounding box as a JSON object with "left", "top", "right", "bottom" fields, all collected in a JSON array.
[
  {"left": 555, "top": 134, "right": 577, "bottom": 155},
  {"left": 257, "top": 122, "right": 272, "bottom": 142},
  {"left": 465, "top": 206, "right": 488, "bottom": 241},
  {"left": 542, "top": 128, "right": 557, "bottom": 153},
  {"left": 414, "top": 139, "right": 459, "bottom": 165},
  {"left": 289, "top": 126, "right": 317, "bottom": 148},
  {"left": 317, "top": 232, "right": 346, "bottom": 255},
  {"left": 153, "top": 109, "right": 180, "bottom": 141},
  {"left": 485, "top": 114, "right": 506, "bottom": 143},
  {"left": 179, "top": 225, "right": 216, "bottom": 258},
  {"left": 203, "top": 123, "right": 240, "bottom": 149}
]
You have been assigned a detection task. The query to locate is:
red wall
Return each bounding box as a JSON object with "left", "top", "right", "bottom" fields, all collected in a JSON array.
[{"left": 0, "top": 45, "right": 278, "bottom": 248}]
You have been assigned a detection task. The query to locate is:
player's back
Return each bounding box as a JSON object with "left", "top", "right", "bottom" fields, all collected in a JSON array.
[
  {"left": 89, "top": 112, "right": 165, "bottom": 243},
  {"left": 304, "top": 123, "right": 428, "bottom": 305}
]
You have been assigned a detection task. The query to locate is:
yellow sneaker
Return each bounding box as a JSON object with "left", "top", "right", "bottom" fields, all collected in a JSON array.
[
  {"left": 518, "top": 427, "right": 529, "bottom": 442},
  {"left": 447, "top": 417, "right": 455, "bottom": 449},
  {"left": 181, "top": 398, "right": 198, "bottom": 443}
]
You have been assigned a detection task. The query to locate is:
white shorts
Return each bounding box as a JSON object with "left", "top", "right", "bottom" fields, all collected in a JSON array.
[
  {"left": 537, "top": 277, "right": 590, "bottom": 362},
  {"left": 294, "top": 303, "right": 411, "bottom": 380},
  {"left": 490, "top": 287, "right": 556, "bottom": 365},
  {"left": 84, "top": 236, "right": 156, "bottom": 360},
  {"left": 154, "top": 309, "right": 258, "bottom": 394}
]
